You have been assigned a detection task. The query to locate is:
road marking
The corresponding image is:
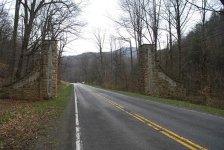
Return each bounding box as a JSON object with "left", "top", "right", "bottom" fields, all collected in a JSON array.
[
  {"left": 95, "top": 92, "right": 207, "bottom": 150},
  {"left": 74, "top": 85, "right": 83, "bottom": 150},
  {"left": 135, "top": 114, "right": 206, "bottom": 150}
]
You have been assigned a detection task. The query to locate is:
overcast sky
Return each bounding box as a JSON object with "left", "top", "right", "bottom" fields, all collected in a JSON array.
[
  {"left": 62, "top": 0, "right": 223, "bottom": 56},
  {"left": 63, "top": 0, "right": 121, "bottom": 56},
  {"left": 5, "top": 0, "right": 222, "bottom": 56}
]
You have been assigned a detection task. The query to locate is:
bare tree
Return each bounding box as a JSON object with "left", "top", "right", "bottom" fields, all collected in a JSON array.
[
  {"left": 118, "top": 0, "right": 145, "bottom": 59},
  {"left": 166, "top": 0, "right": 193, "bottom": 79},
  {"left": 199, "top": 0, "right": 209, "bottom": 95},
  {"left": 0, "top": 1, "right": 12, "bottom": 64},
  {"left": 141, "top": 0, "right": 162, "bottom": 60},
  {"left": 80, "top": 53, "right": 89, "bottom": 82},
  {"left": 109, "top": 35, "right": 115, "bottom": 76},
  {"left": 57, "top": 33, "right": 77, "bottom": 80},
  {"left": 162, "top": 0, "right": 174, "bottom": 69},
  {"left": 116, "top": 32, "right": 133, "bottom": 72},
  {"left": 186, "top": 0, "right": 223, "bottom": 12},
  {"left": 12, "top": 0, "right": 84, "bottom": 79},
  {"left": 10, "top": 0, "right": 21, "bottom": 76},
  {"left": 93, "top": 28, "right": 106, "bottom": 82}
]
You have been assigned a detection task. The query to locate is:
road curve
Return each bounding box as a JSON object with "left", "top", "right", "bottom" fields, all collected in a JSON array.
[{"left": 74, "top": 83, "right": 224, "bottom": 150}]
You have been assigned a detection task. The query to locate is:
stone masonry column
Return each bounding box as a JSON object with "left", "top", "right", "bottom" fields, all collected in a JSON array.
[
  {"left": 139, "top": 44, "right": 185, "bottom": 97},
  {"left": 138, "top": 44, "right": 155, "bottom": 94},
  {"left": 146, "top": 44, "right": 156, "bottom": 94},
  {"left": 138, "top": 44, "right": 148, "bottom": 93},
  {"left": 40, "top": 40, "right": 58, "bottom": 99}
]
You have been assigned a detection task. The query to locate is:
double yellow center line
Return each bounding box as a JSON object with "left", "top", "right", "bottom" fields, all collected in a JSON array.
[{"left": 96, "top": 93, "right": 207, "bottom": 150}]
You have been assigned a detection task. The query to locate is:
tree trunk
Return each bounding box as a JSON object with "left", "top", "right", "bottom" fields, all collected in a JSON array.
[
  {"left": 168, "top": 6, "right": 173, "bottom": 69},
  {"left": 177, "top": 30, "right": 182, "bottom": 79},
  {"left": 129, "top": 41, "right": 133, "bottom": 72},
  {"left": 16, "top": 23, "right": 33, "bottom": 78},
  {"left": 200, "top": 0, "right": 209, "bottom": 102},
  {"left": 11, "top": 0, "right": 21, "bottom": 77},
  {"left": 176, "top": 0, "right": 182, "bottom": 80}
]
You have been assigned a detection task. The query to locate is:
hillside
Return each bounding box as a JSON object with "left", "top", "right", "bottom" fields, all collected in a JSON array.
[{"left": 60, "top": 47, "right": 137, "bottom": 83}]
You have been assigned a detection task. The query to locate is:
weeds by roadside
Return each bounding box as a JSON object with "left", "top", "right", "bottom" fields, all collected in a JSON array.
[{"left": 0, "top": 83, "right": 72, "bottom": 150}]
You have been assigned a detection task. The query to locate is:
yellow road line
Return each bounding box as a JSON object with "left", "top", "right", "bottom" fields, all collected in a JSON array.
[
  {"left": 134, "top": 114, "right": 207, "bottom": 150},
  {"left": 95, "top": 93, "right": 208, "bottom": 150},
  {"left": 161, "top": 131, "right": 197, "bottom": 150}
]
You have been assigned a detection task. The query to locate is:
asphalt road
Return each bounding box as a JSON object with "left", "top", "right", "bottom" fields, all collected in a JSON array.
[{"left": 73, "top": 83, "right": 224, "bottom": 150}]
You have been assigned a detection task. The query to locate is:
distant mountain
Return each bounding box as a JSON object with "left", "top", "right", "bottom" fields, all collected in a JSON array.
[
  {"left": 117, "top": 47, "right": 138, "bottom": 58},
  {"left": 60, "top": 47, "right": 137, "bottom": 82},
  {"left": 62, "top": 47, "right": 137, "bottom": 63}
]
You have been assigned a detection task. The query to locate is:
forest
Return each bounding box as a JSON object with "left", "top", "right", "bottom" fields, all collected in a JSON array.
[
  {"left": 0, "top": 0, "right": 224, "bottom": 108},
  {"left": 61, "top": 1, "right": 224, "bottom": 108}
]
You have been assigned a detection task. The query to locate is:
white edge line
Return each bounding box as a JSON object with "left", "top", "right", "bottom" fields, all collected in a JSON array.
[{"left": 74, "top": 84, "right": 82, "bottom": 150}]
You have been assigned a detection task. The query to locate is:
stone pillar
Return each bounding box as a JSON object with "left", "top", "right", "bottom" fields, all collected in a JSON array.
[
  {"left": 139, "top": 44, "right": 186, "bottom": 98},
  {"left": 40, "top": 40, "right": 58, "bottom": 99},
  {"left": 138, "top": 44, "right": 148, "bottom": 93},
  {"left": 147, "top": 44, "right": 156, "bottom": 94},
  {"left": 138, "top": 44, "right": 155, "bottom": 94}
]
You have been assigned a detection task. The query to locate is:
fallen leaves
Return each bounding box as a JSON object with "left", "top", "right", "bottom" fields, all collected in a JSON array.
[
  {"left": 0, "top": 100, "right": 60, "bottom": 150},
  {"left": 0, "top": 83, "right": 72, "bottom": 150}
]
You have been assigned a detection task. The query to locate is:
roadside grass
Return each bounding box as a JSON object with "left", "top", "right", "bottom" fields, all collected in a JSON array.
[
  {"left": 34, "top": 83, "right": 72, "bottom": 118},
  {"left": 0, "top": 83, "right": 73, "bottom": 150},
  {"left": 88, "top": 84, "right": 224, "bottom": 117}
]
